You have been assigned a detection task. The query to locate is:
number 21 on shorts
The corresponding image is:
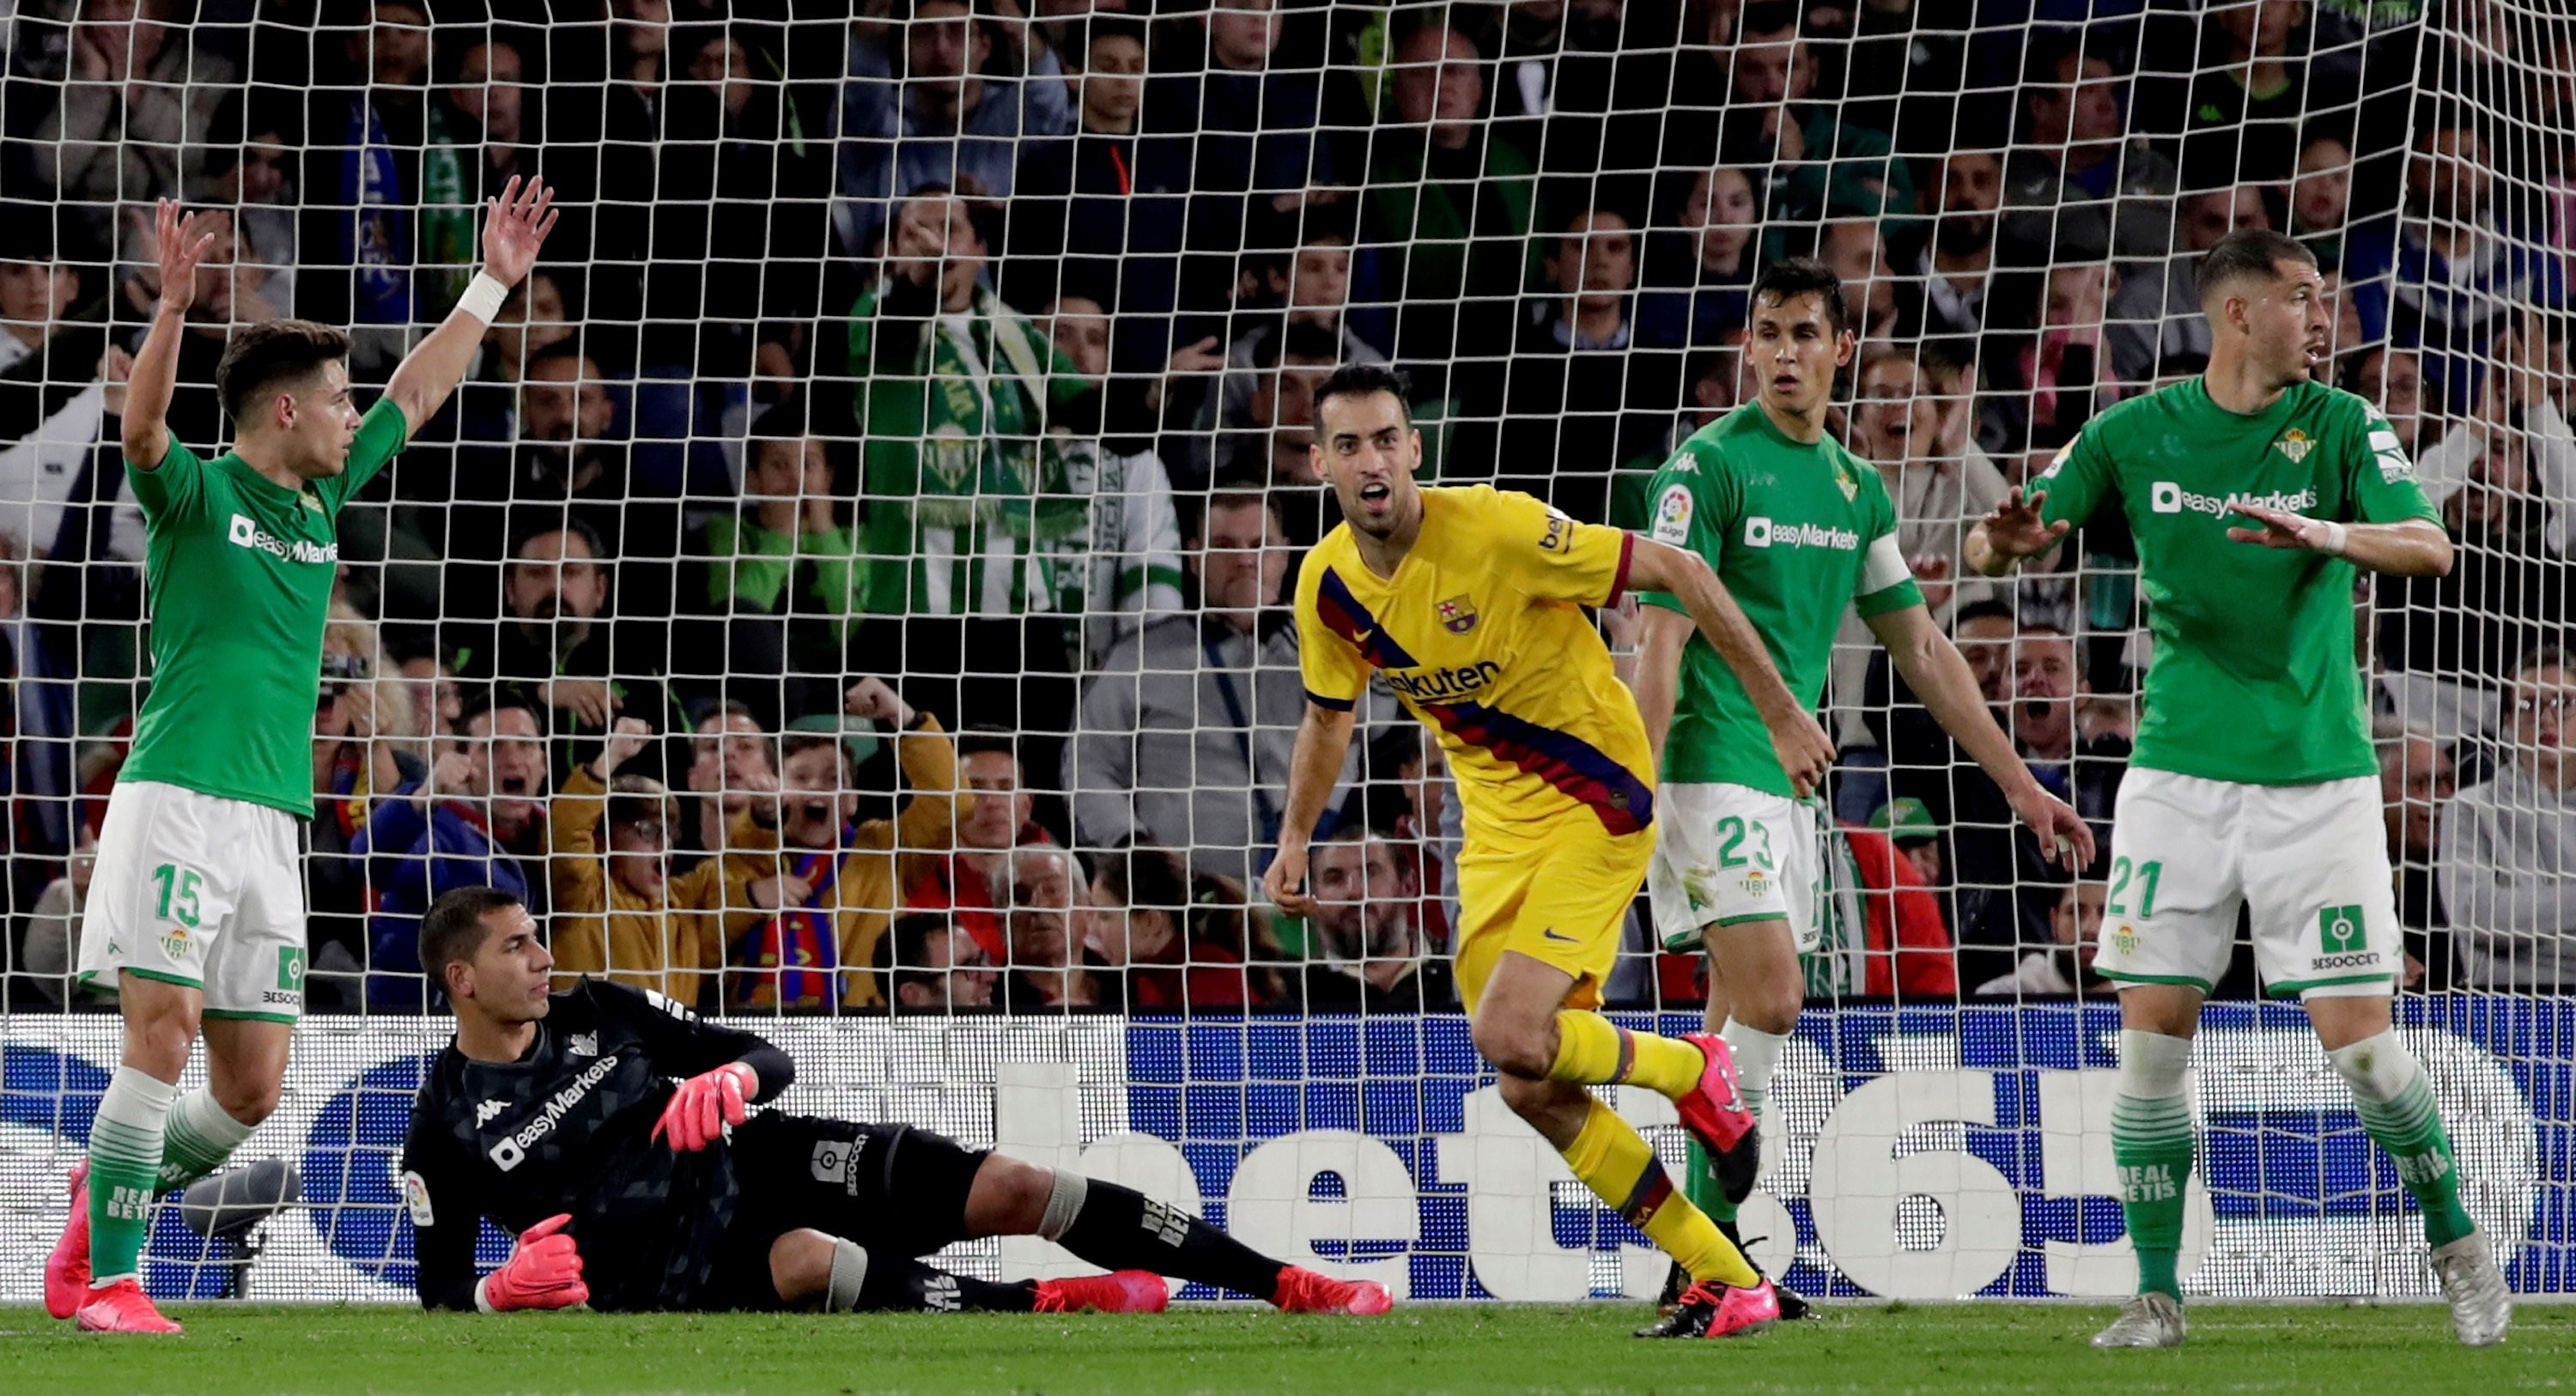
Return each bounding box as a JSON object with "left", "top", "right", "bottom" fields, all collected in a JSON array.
[{"left": 2106, "top": 857, "right": 2161, "bottom": 917}]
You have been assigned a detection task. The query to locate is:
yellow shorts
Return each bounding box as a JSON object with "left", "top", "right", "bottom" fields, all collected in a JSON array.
[{"left": 1453, "top": 820, "right": 1655, "bottom": 1016}]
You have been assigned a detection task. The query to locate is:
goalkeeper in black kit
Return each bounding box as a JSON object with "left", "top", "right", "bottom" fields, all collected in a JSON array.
[{"left": 400, "top": 887, "right": 1393, "bottom": 1317}]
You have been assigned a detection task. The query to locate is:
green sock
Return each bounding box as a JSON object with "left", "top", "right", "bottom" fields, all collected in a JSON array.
[
  {"left": 1682, "top": 1137, "right": 1732, "bottom": 1223},
  {"left": 88, "top": 1067, "right": 176, "bottom": 1286},
  {"left": 2354, "top": 1071, "right": 2476, "bottom": 1248},
  {"left": 157, "top": 1088, "right": 255, "bottom": 1193},
  {"left": 2111, "top": 1091, "right": 2194, "bottom": 1299}
]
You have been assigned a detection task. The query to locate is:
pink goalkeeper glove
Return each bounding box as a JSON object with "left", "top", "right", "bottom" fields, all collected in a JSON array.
[
  {"left": 652, "top": 1061, "right": 757, "bottom": 1152},
  {"left": 476, "top": 1214, "right": 588, "bottom": 1313}
]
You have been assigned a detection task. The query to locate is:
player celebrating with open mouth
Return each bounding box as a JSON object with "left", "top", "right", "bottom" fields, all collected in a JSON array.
[
  {"left": 399, "top": 887, "right": 1391, "bottom": 1318},
  {"left": 49, "top": 179, "right": 558, "bottom": 1335},
  {"left": 1969, "top": 228, "right": 2510, "bottom": 1350},
  {"left": 1264, "top": 361, "right": 1837, "bottom": 1338}
]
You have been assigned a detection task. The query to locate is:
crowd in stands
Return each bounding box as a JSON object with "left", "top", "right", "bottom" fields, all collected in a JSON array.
[{"left": 0, "top": 0, "right": 2571, "bottom": 1012}]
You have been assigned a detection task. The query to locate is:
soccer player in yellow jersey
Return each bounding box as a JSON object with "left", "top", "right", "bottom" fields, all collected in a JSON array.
[{"left": 1262, "top": 363, "right": 1836, "bottom": 1338}]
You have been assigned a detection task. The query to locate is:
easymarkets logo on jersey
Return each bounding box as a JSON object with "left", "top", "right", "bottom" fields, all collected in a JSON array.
[
  {"left": 228, "top": 513, "right": 337, "bottom": 565},
  {"left": 1743, "top": 517, "right": 1860, "bottom": 551},
  {"left": 2147, "top": 484, "right": 2318, "bottom": 519}
]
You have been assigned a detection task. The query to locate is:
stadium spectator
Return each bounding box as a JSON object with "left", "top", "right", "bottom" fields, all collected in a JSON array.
[
  {"left": 846, "top": 188, "right": 1087, "bottom": 772},
  {"left": 1716, "top": 2, "right": 1912, "bottom": 224},
  {"left": 357, "top": 695, "right": 550, "bottom": 1011},
  {"left": 2440, "top": 648, "right": 2576, "bottom": 992},
  {"left": 902, "top": 729, "right": 1037, "bottom": 965},
  {"left": 1484, "top": 203, "right": 1648, "bottom": 515},
  {"left": 2009, "top": 622, "right": 2128, "bottom": 824},
  {"left": 718, "top": 680, "right": 965, "bottom": 1011},
  {"left": 680, "top": 700, "right": 776, "bottom": 864},
  {"left": 2376, "top": 713, "right": 2455, "bottom": 989},
  {"left": 874, "top": 910, "right": 998, "bottom": 1012},
  {"left": 2178, "top": 0, "right": 2349, "bottom": 189},
  {"left": 0, "top": 237, "right": 110, "bottom": 450},
  {"left": 1361, "top": 21, "right": 1537, "bottom": 379},
  {"left": 1637, "top": 165, "right": 1760, "bottom": 349},
  {"left": 446, "top": 270, "right": 572, "bottom": 448},
  {"left": 2348, "top": 343, "right": 2426, "bottom": 456},
  {"left": 644, "top": 21, "right": 833, "bottom": 378},
  {"left": 1146, "top": 0, "right": 1341, "bottom": 216},
  {"left": 1852, "top": 347, "right": 2008, "bottom": 626},
  {"left": 1035, "top": 294, "right": 1186, "bottom": 661},
  {"left": 2290, "top": 132, "right": 2395, "bottom": 340},
  {"left": 2379, "top": 404, "right": 2570, "bottom": 701},
  {"left": 1991, "top": 260, "right": 2140, "bottom": 454},
  {"left": 1870, "top": 797, "right": 1946, "bottom": 889},
  {"left": 2412, "top": 317, "right": 2572, "bottom": 529},
  {"left": 1200, "top": 319, "right": 1343, "bottom": 507},
  {"left": 546, "top": 717, "right": 731, "bottom": 1005},
  {"left": 1195, "top": 203, "right": 1386, "bottom": 450},
  {"left": 301, "top": 0, "right": 435, "bottom": 358},
  {"left": 1999, "top": 39, "right": 2178, "bottom": 264},
  {"left": 1080, "top": 842, "right": 1285, "bottom": 1010},
  {"left": 196, "top": 98, "right": 301, "bottom": 309},
  {"left": 19, "top": 0, "right": 241, "bottom": 263},
  {"left": 835, "top": 0, "right": 1074, "bottom": 254},
  {"left": 695, "top": 398, "right": 861, "bottom": 730},
  {"left": 2106, "top": 184, "right": 2271, "bottom": 385},
  {"left": 2392, "top": 119, "right": 2566, "bottom": 410},
  {"left": 1002, "top": 843, "right": 1106, "bottom": 1010},
  {"left": 1297, "top": 828, "right": 1455, "bottom": 1011},
  {"left": 422, "top": 37, "right": 538, "bottom": 308},
  {"left": 11, "top": 830, "right": 94, "bottom": 1007},
  {"left": 1841, "top": 816, "right": 1960, "bottom": 998},
  {"left": 1973, "top": 870, "right": 2108, "bottom": 996},
  {"left": 1070, "top": 490, "right": 1359, "bottom": 884},
  {"left": 1817, "top": 219, "right": 1900, "bottom": 344},
  {"left": 1905, "top": 150, "right": 2002, "bottom": 343},
  {"left": 1611, "top": 345, "right": 1741, "bottom": 531},
  {"left": 449, "top": 521, "right": 681, "bottom": 775}
]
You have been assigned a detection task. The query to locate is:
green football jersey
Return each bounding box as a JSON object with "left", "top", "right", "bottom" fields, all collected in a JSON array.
[
  {"left": 2034, "top": 375, "right": 2437, "bottom": 786},
  {"left": 119, "top": 398, "right": 408, "bottom": 816},
  {"left": 1641, "top": 403, "right": 1923, "bottom": 796}
]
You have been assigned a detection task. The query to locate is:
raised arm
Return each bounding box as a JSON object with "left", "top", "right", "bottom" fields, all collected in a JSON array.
[
  {"left": 1261, "top": 701, "right": 1359, "bottom": 915},
  {"left": 1625, "top": 535, "right": 1836, "bottom": 797},
  {"left": 119, "top": 199, "right": 216, "bottom": 468},
  {"left": 1865, "top": 604, "right": 2094, "bottom": 870},
  {"left": 383, "top": 176, "right": 558, "bottom": 435},
  {"left": 1632, "top": 604, "right": 1692, "bottom": 773}
]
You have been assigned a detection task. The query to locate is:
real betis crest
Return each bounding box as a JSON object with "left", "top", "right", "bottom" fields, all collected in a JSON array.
[
  {"left": 1836, "top": 466, "right": 1859, "bottom": 501},
  {"left": 1437, "top": 594, "right": 1479, "bottom": 634},
  {"left": 2274, "top": 428, "right": 2315, "bottom": 464}
]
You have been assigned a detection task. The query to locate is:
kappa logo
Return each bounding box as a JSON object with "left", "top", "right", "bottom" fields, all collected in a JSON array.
[
  {"left": 475, "top": 1098, "right": 510, "bottom": 1126},
  {"left": 568, "top": 1032, "right": 599, "bottom": 1058},
  {"left": 1437, "top": 594, "right": 1479, "bottom": 634}
]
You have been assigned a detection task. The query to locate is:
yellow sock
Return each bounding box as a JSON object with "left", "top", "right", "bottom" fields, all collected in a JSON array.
[
  {"left": 1561, "top": 1097, "right": 1759, "bottom": 1288},
  {"left": 1548, "top": 1011, "right": 1707, "bottom": 1099}
]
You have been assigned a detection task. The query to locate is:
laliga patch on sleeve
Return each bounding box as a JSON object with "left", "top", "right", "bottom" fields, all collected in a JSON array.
[
  {"left": 1652, "top": 483, "right": 1694, "bottom": 545},
  {"left": 2037, "top": 440, "right": 2074, "bottom": 483},
  {"left": 402, "top": 1170, "right": 434, "bottom": 1227}
]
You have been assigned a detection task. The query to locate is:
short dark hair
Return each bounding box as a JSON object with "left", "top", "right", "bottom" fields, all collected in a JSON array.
[
  {"left": 2195, "top": 228, "right": 2317, "bottom": 305},
  {"left": 1952, "top": 598, "right": 2017, "bottom": 632},
  {"left": 214, "top": 319, "right": 352, "bottom": 426},
  {"left": 874, "top": 912, "right": 963, "bottom": 1004},
  {"left": 1313, "top": 361, "right": 1414, "bottom": 428},
  {"left": 419, "top": 886, "right": 525, "bottom": 992},
  {"left": 1748, "top": 256, "right": 1851, "bottom": 337},
  {"left": 956, "top": 725, "right": 1022, "bottom": 765}
]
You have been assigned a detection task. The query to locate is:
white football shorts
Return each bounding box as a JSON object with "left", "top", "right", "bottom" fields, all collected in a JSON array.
[
  {"left": 1646, "top": 781, "right": 1824, "bottom": 953},
  {"left": 78, "top": 780, "right": 309, "bottom": 1021},
  {"left": 2092, "top": 768, "right": 2399, "bottom": 999}
]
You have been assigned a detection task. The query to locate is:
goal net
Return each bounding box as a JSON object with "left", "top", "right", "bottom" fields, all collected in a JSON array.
[{"left": 0, "top": 0, "right": 2567, "bottom": 1307}]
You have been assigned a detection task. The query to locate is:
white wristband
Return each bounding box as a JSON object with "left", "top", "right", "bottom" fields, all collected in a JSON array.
[
  {"left": 456, "top": 272, "right": 510, "bottom": 326},
  {"left": 2317, "top": 520, "right": 2350, "bottom": 557}
]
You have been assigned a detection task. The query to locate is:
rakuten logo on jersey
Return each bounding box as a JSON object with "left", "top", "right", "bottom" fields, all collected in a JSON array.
[
  {"left": 2146, "top": 483, "right": 2318, "bottom": 519},
  {"left": 1742, "top": 517, "right": 1859, "bottom": 551},
  {"left": 228, "top": 513, "right": 338, "bottom": 565}
]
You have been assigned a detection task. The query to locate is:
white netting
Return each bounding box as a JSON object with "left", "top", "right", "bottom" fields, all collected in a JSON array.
[{"left": 0, "top": 0, "right": 2568, "bottom": 1304}]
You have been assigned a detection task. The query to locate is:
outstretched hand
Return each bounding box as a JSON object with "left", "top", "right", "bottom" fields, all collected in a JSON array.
[
  {"left": 1977, "top": 487, "right": 2071, "bottom": 562},
  {"left": 2226, "top": 502, "right": 2336, "bottom": 552},
  {"left": 481, "top": 175, "right": 558, "bottom": 288},
  {"left": 2007, "top": 783, "right": 2096, "bottom": 871},
  {"left": 146, "top": 199, "right": 216, "bottom": 315}
]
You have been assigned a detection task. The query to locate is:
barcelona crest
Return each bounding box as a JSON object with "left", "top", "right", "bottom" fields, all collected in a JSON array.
[{"left": 1437, "top": 595, "right": 1479, "bottom": 634}]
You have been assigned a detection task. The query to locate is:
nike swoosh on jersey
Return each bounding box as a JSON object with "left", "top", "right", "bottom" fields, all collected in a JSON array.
[{"left": 1416, "top": 699, "right": 1656, "bottom": 835}]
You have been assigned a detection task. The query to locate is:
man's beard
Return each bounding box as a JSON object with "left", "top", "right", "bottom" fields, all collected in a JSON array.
[{"left": 1935, "top": 213, "right": 1993, "bottom": 258}]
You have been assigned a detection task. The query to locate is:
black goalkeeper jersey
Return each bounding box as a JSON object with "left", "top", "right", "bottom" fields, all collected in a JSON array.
[{"left": 400, "top": 979, "right": 794, "bottom": 1312}]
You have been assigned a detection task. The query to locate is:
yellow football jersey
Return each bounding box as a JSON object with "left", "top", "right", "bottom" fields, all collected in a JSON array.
[{"left": 1296, "top": 485, "right": 1655, "bottom": 846}]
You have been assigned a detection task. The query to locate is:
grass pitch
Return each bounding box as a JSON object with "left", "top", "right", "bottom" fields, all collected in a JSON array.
[{"left": 2, "top": 1301, "right": 2568, "bottom": 1394}]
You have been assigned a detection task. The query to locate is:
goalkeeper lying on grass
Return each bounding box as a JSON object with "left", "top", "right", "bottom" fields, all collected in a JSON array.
[{"left": 399, "top": 885, "right": 1391, "bottom": 1318}]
